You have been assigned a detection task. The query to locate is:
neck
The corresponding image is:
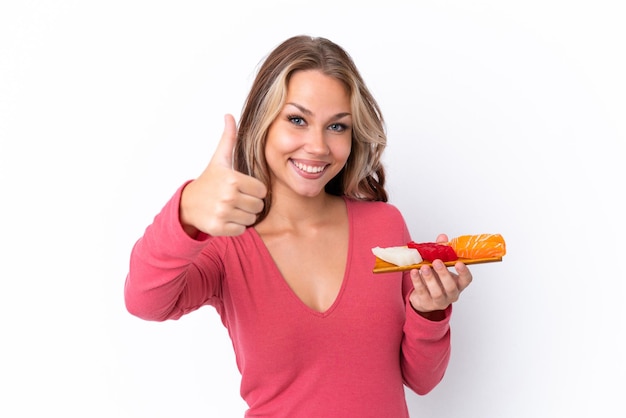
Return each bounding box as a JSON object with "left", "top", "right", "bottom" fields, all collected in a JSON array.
[{"left": 259, "top": 192, "right": 342, "bottom": 232}]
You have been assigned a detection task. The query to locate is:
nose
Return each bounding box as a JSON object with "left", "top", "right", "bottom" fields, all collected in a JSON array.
[{"left": 303, "top": 129, "right": 330, "bottom": 155}]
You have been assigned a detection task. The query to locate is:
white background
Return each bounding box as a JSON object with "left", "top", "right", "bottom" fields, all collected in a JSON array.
[{"left": 1, "top": 1, "right": 625, "bottom": 417}]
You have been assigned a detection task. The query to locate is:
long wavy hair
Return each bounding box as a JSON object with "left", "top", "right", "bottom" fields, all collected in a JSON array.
[{"left": 234, "top": 35, "right": 388, "bottom": 224}]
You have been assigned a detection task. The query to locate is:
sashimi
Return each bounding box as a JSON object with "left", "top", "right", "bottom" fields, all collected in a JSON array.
[
  {"left": 371, "top": 233, "right": 506, "bottom": 269},
  {"left": 447, "top": 234, "right": 506, "bottom": 259},
  {"left": 371, "top": 246, "right": 423, "bottom": 267},
  {"left": 406, "top": 241, "right": 458, "bottom": 262}
]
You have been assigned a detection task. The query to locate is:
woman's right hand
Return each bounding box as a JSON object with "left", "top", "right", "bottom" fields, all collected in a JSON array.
[{"left": 180, "top": 114, "right": 267, "bottom": 237}]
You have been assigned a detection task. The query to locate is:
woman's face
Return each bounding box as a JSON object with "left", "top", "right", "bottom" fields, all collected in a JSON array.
[{"left": 265, "top": 70, "right": 352, "bottom": 199}]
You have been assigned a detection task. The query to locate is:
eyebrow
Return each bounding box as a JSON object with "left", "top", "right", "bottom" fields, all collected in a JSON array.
[{"left": 285, "top": 102, "right": 351, "bottom": 119}]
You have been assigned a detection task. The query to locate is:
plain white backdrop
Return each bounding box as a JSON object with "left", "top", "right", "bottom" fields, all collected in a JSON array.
[{"left": 1, "top": 1, "right": 625, "bottom": 417}]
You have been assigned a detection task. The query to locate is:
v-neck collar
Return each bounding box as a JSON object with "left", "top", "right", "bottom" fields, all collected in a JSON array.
[{"left": 250, "top": 197, "right": 354, "bottom": 317}]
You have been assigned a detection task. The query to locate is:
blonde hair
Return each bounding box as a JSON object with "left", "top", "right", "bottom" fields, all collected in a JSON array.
[{"left": 234, "top": 35, "right": 388, "bottom": 223}]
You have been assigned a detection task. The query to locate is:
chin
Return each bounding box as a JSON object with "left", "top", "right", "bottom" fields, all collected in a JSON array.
[
  {"left": 297, "top": 190, "right": 325, "bottom": 198},
  {"left": 291, "top": 185, "right": 326, "bottom": 198}
]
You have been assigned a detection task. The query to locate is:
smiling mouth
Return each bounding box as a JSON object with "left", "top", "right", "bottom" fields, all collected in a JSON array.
[{"left": 291, "top": 159, "right": 328, "bottom": 174}]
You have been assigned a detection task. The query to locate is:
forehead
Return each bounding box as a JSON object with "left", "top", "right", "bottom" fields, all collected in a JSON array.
[{"left": 285, "top": 70, "right": 350, "bottom": 111}]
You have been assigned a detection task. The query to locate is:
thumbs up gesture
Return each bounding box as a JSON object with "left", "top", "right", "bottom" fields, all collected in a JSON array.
[{"left": 180, "top": 114, "right": 267, "bottom": 237}]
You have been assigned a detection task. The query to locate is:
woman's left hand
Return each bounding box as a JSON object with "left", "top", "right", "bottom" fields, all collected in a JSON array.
[{"left": 408, "top": 234, "right": 473, "bottom": 319}]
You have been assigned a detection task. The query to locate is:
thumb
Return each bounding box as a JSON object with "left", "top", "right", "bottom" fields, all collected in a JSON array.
[{"left": 210, "top": 114, "right": 238, "bottom": 168}]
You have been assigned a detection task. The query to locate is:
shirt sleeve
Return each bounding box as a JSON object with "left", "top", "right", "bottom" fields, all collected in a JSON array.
[
  {"left": 400, "top": 289, "right": 452, "bottom": 395},
  {"left": 397, "top": 213, "right": 452, "bottom": 395},
  {"left": 124, "top": 182, "right": 224, "bottom": 321}
]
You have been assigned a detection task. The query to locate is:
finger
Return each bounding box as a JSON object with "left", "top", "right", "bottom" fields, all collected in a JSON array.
[
  {"left": 234, "top": 172, "right": 268, "bottom": 200},
  {"left": 219, "top": 222, "right": 247, "bottom": 237},
  {"left": 436, "top": 233, "right": 449, "bottom": 243},
  {"left": 231, "top": 185, "right": 266, "bottom": 214},
  {"left": 210, "top": 114, "right": 239, "bottom": 168},
  {"left": 409, "top": 269, "right": 429, "bottom": 296},
  {"left": 432, "top": 259, "right": 460, "bottom": 297},
  {"left": 418, "top": 264, "right": 445, "bottom": 300},
  {"left": 200, "top": 204, "right": 257, "bottom": 237},
  {"left": 409, "top": 269, "right": 433, "bottom": 312},
  {"left": 454, "top": 261, "right": 473, "bottom": 291},
  {"left": 227, "top": 206, "right": 261, "bottom": 227}
]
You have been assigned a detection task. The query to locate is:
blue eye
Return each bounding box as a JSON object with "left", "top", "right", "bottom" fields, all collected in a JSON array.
[
  {"left": 288, "top": 115, "right": 306, "bottom": 126},
  {"left": 329, "top": 123, "right": 347, "bottom": 133}
]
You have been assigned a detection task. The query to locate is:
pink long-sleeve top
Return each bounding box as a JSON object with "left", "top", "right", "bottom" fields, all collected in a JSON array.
[{"left": 125, "top": 184, "right": 452, "bottom": 417}]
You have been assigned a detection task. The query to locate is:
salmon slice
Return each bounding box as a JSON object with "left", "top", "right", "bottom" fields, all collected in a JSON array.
[{"left": 447, "top": 234, "right": 506, "bottom": 259}]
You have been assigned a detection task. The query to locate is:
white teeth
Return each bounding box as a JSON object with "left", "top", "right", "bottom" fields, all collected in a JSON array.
[{"left": 293, "top": 160, "right": 325, "bottom": 173}]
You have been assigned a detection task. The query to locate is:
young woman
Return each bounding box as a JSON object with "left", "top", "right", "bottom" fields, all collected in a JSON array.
[{"left": 125, "top": 35, "right": 473, "bottom": 417}]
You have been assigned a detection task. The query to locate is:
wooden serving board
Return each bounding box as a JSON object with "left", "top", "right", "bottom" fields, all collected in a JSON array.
[{"left": 373, "top": 257, "right": 503, "bottom": 274}]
